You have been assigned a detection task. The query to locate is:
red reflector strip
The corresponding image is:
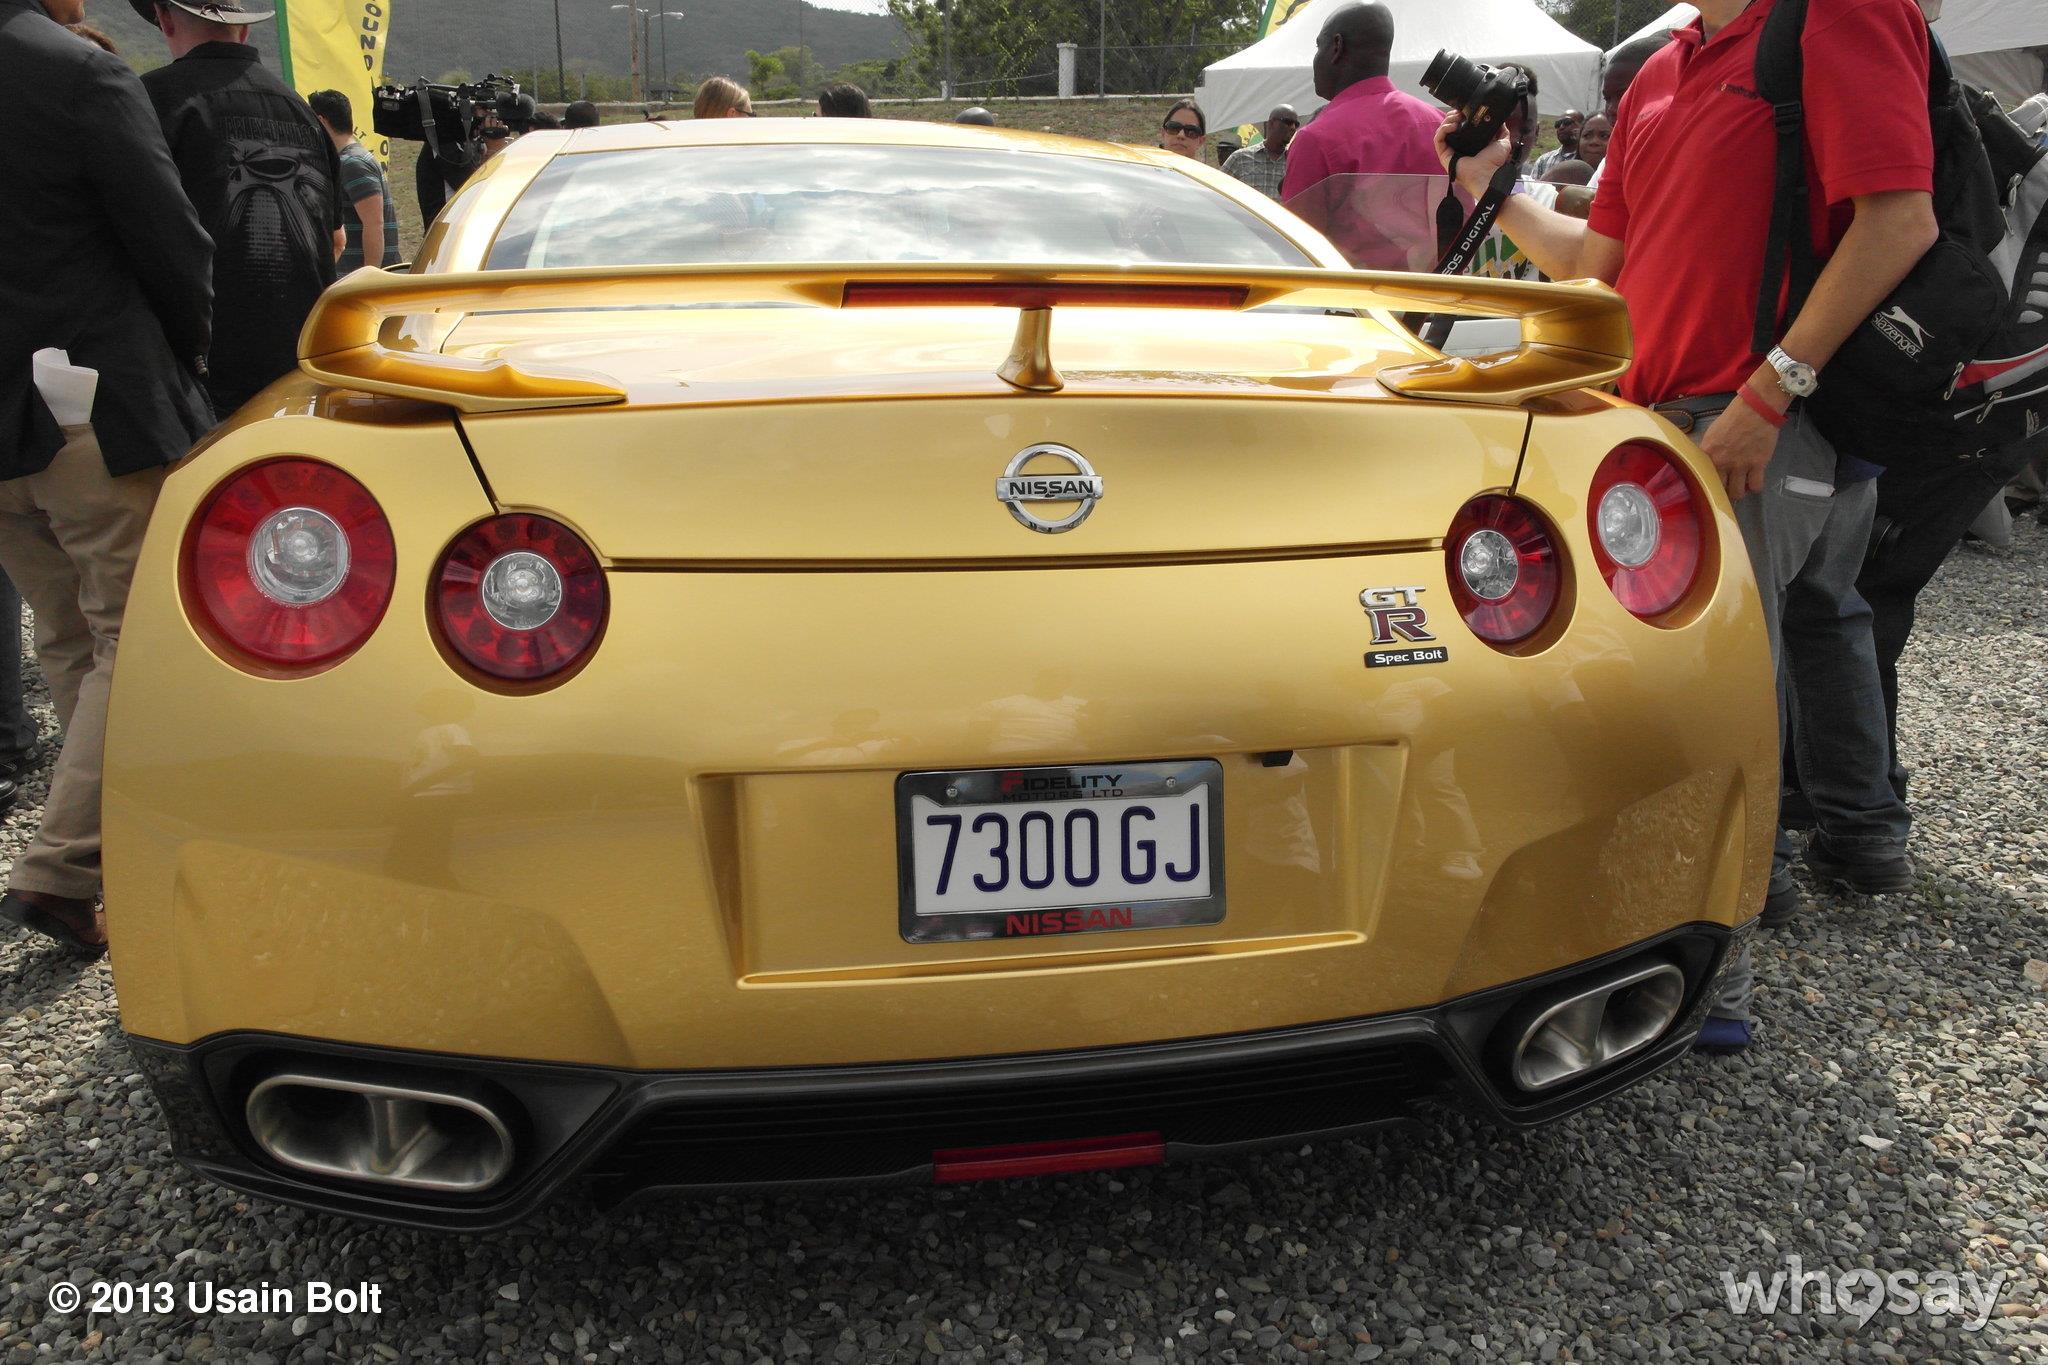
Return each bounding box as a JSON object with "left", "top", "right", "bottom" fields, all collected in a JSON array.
[
  {"left": 843, "top": 282, "right": 1249, "bottom": 311},
  {"left": 931, "top": 1132, "right": 1166, "bottom": 1184}
]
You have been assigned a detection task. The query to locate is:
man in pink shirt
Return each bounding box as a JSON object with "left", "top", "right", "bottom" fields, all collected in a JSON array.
[{"left": 1279, "top": 2, "right": 1446, "bottom": 267}]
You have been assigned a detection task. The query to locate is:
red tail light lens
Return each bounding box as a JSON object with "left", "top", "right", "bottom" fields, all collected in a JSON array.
[
  {"left": 182, "top": 458, "right": 396, "bottom": 671},
  {"left": 435, "top": 514, "right": 606, "bottom": 681},
  {"left": 1589, "top": 443, "right": 1704, "bottom": 618},
  {"left": 1445, "top": 494, "right": 1562, "bottom": 647}
]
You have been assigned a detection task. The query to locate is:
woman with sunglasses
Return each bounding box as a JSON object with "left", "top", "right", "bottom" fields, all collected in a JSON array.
[
  {"left": 693, "top": 75, "right": 754, "bottom": 120},
  {"left": 1159, "top": 99, "right": 1207, "bottom": 162}
]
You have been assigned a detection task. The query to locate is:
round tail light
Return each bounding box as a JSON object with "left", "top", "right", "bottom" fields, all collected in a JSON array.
[
  {"left": 182, "top": 459, "right": 396, "bottom": 671},
  {"left": 434, "top": 514, "right": 606, "bottom": 682},
  {"left": 1445, "top": 494, "right": 1562, "bottom": 647},
  {"left": 1589, "top": 443, "right": 1704, "bottom": 619}
]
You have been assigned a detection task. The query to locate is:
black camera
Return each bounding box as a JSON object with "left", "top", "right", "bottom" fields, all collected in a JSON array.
[
  {"left": 372, "top": 75, "right": 527, "bottom": 175},
  {"left": 1421, "top": 49, "right": 1535, "bottom": 158}
]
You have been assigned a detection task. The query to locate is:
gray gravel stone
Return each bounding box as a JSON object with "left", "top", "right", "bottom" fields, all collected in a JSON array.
[{"left": 3, "top": 525, "right": 2045, "bottom": 1363}]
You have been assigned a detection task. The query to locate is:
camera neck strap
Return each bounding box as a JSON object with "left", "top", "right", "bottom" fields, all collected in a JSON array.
[
  {"left": 1433, "top": 153, "right": 1522, "bottom": 277},
  {"left": 414, "top": 82, "right": 446, "bottom": 164}
]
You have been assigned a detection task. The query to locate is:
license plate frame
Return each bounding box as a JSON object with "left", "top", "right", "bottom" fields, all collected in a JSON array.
[{"left": 895, "top": 759, "right": 1225, "bottom": 944}]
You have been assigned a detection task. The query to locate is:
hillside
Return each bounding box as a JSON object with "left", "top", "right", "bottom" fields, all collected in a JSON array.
[{"left": 86, "top": 0, "right": 906, "bottom": 90}]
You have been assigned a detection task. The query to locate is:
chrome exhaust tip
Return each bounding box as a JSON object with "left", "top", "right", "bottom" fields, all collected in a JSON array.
[
  {"left": 1508, "top": 960, "right": 1687, "bottom": 1093},
  {"left": 245, "top": 1073, "right": 515, "bottom": 1194}
]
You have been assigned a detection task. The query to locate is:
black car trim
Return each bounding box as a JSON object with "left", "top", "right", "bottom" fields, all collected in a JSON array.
[{"left": 128, "top": 920, "right": 1741, "bottom": 1231}]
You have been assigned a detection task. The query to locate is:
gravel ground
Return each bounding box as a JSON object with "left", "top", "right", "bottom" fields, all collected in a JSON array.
[{"left": 3, "top": 522, "right": 2046, "bottom": 1364}]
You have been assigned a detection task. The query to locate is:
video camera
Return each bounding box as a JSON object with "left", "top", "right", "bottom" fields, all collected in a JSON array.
[
  {"left": 1421, "top": 50, "right": 1536, "bottom": 158},
  {"left": 372, "top": 75, "right": 534, "bottom": 176}
]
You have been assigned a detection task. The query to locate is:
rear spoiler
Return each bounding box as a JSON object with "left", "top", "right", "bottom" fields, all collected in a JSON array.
[{"left": 298, "top": 262, "right": 1631, "bottom": 414}]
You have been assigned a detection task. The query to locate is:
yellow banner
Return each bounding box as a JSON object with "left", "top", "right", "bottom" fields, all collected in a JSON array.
[{"left": 277, "top": 0, "right": 395, "bottom": 164}]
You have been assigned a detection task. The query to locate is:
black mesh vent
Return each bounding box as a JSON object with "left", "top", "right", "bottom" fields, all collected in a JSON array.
[{"left": 586, "top": 1039, "right": 1447, "bottom": 1191}]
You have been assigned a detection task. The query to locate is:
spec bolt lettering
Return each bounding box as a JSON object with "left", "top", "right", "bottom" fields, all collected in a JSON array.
[{"left": 1366, "top": 646, "right": 1449, "bottom": 669}]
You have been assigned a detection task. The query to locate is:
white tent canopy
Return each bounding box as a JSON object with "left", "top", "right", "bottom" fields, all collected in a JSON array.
[
  {"left": 1616, "top": 0, "right": 2047, "bottom": 57},
  {"left": 1932, "top": 0, "right": 2048, "bottom": 57},
  {"left": 1953, "top": 48, "right": 2045, "bottom": 107},
  {"left": 1198, "top": 0, "right": 1601, "bottom": 131},
  {"left": 1615, "top": 1, "right": 2048, "bottom": 106}
]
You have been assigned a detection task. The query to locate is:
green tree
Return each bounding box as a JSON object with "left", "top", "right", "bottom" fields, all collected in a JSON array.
[
  {"left": 1537, "top": 0, "right": 1675, "bottom": 51},
  {"left": 885, "top": 0, "right": 1260, "bottom": 98},
  {"left": 830, "top": 56, "right": 913, "bottom": 98},
  {"left": 746, "top": 46, "right": 811, "bottom": 101}
]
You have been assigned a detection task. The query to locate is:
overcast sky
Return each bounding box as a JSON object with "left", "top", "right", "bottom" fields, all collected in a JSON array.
[{"left": 811, "top": 0, "right": 893, "bottom": 12}]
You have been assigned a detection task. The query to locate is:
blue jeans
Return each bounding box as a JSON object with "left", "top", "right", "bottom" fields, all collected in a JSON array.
[
  {"left": 1665, "top": 399, "right": 1908, "bottom": 871},
  {"left": 1781, "top": 476, "right": 1912, "bottom": 859},
  {"left": 1657, "top": 397, "right": 1907, "bottom": 1021}
]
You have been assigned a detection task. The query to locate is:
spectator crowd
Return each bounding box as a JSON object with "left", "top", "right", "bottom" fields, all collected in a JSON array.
[{"left": 2, "top": 0, "right": 2043, "bottom": 1075}]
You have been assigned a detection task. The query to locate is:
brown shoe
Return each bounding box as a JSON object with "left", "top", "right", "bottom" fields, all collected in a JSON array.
[{"left": 0, "top": 889, "right": 106, "bottom": 959}]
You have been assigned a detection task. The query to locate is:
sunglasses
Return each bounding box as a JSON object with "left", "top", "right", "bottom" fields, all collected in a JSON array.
[{"left": 1162, "top": 122, "right": 1203, "bottom": 136}]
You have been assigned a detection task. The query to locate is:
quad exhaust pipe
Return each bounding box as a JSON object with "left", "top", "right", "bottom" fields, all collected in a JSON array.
[
  {"left": 1507, "top": 960, "right": 1686, "bottom": 1093},
  {"left": 245, "top": 1073, "right": 515, "bottom": 1194}
]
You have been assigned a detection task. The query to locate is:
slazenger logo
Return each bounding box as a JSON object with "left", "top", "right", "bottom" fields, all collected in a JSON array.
[{"left": 1873, "top": 305, "right": 1930, "bottom": 358}]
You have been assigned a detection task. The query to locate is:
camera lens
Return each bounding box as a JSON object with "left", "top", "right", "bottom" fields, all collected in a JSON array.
[{"left": 1421, "top": 49, "right": 1483, "bottom": 107}]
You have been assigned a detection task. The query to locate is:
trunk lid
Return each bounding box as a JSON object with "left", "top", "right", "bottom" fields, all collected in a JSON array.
[{"left": 451, "top": 306, "right": 1530, "bottom": 563}]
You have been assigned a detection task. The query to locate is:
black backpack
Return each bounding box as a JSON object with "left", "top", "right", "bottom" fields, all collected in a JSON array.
[{"left": 1754, "top": 0, "right": 2048, "bottom": 466}]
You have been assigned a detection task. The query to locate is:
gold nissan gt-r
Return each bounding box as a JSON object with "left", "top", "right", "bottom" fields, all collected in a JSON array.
[{"left": 105, "top": 119, "right": 1774, "bottom": 1228}]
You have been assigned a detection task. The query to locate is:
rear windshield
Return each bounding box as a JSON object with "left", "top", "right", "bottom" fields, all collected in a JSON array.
[{"left": 485, "top": 144, "right": 1313, "bottom": 271}]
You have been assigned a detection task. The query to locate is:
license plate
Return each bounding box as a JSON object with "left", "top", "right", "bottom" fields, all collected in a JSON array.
[{"left": 896, "top": 760, "right": 1225, "bottom": 943}]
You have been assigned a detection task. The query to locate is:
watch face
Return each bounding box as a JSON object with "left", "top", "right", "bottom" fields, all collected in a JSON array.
[{"left": 1771, "top": 351, "right": 1818, "bottom": 396}]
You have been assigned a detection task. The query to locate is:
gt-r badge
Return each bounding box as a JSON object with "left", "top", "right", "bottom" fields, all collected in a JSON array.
[
  {"left": 1360, "top": 586, "right": 1444, "bottom": 667},
  {"left": 998, "top": 444, "right": 1102, "bottom": 533},
  {"left": 1360, "top": 586, "right": 1435, "bottom": 645}
]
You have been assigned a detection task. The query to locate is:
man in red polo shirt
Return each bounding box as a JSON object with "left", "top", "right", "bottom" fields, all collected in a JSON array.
[
  {"left": 1281, "top": 1, "right": 1447, "bottom": 268},
  {"left": 1437, "top": 0, "right": 1938, "bottom": 1051}
]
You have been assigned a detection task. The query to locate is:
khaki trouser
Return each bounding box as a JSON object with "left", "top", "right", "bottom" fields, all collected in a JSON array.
[{"left": 0, "top": 426, "right": 163, "bottom": 899}]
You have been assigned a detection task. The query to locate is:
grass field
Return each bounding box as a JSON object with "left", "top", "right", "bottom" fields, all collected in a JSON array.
[{"left": 389, "top": 98, "right": 1290, "bottom": 259}]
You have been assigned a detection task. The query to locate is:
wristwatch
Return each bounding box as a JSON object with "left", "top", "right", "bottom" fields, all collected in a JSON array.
[{"left": 1766, "top": 345, "right": 1819, "bottom": 398}]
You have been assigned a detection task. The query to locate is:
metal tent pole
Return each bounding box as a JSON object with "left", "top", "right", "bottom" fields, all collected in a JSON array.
[{"left": 1098, "top": 0, "right": 1106, "bottom": 96}]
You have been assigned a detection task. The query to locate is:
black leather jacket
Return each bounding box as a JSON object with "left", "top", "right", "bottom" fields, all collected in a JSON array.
[{"left": 0, "top": 0, "right": 214, "bottom": 479}]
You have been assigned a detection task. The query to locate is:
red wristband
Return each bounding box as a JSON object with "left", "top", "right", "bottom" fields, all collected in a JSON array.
[{"left": 1736, "top": 381, "right": 1789, "bottom": 429}]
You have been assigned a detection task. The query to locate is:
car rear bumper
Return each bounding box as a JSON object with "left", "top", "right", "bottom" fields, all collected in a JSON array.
[{"left": 130, "top": 921, "right": 1744, "bottom": 1231}]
